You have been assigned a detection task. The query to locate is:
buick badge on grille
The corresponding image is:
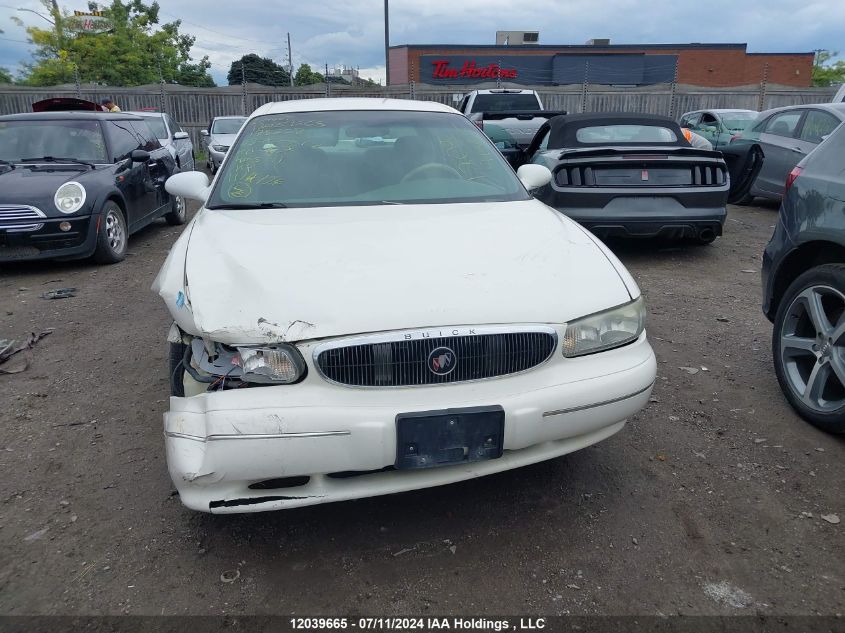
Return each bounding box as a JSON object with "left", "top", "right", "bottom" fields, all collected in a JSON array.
[{"left": 427, "top": 346, "right": 457, "bottom": 376}]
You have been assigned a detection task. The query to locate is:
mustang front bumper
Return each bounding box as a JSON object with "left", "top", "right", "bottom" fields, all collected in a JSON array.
[{"left": 164, "top": 333, "right": 656, "bottom": 513}]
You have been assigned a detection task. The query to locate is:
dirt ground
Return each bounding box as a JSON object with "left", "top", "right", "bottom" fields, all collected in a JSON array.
[{"left": 0, "top": 200, "right": 842, "bottom": 617}]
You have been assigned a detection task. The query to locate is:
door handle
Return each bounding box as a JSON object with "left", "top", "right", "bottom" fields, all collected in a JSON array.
[{"left": 791, "top": 147, "right": 804, "bottom": 153}]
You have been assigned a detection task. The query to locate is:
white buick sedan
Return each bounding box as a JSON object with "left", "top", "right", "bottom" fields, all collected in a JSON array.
[{"left": 155, "top": 98, "right": 656, "bottom": 513}]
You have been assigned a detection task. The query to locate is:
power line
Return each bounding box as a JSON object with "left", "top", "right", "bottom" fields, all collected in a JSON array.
[{"left": 159, "top": 10, "right": 283, "bottom": 47}]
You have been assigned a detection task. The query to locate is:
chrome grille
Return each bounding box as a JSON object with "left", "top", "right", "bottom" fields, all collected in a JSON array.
[
  {"left": 315, "top": 327, "right": 557, "bottom": 387},
  {"left": 0, "top": 205, "right": 46, "bottom": 232}
]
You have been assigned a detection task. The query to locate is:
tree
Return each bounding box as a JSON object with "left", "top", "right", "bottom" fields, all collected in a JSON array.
[
  {"left": 0, "top": 68, "right": 13, "bottom": 84},
  {"left": 227, "top": 54, "right": 289, "bottom": 86},
  {"left": 812, "top": 50, "right": 845, "bottom": 87},
  {"left": 18, "top": 0, "right": 215, "bottom": 87},
  {"left": 293, "top": 63, "right": 324, "bottom": 86}
]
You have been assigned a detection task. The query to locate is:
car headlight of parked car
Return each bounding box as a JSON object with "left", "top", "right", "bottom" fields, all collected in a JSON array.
[
  {"left": 237, "top": 345, "right": 305, "bottom": 384},
  {"left": 562, "top": 297, "right": 645, "bottom": 358},
  {"left": 211, "top": 145, "right": 229, "bottom": 152},
  {"left": 54, "top": 181, "right": 86, "bottom": 214}
]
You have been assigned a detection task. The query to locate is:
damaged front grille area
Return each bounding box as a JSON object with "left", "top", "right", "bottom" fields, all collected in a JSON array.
[{"left": 315, "top": 326, "right": 557, "bottom": 387}]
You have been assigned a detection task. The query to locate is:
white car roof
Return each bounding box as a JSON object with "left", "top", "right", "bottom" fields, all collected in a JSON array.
[{"left": 250, "top": 98, "right": 458, "bottom": 119}]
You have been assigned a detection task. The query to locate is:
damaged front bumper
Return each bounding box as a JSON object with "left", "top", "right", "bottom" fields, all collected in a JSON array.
[{"left": 164, "top": 332, "right": 656, "bottom": 513}]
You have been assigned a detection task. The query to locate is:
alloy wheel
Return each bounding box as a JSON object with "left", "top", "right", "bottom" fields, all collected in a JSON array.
[{"left": 779, "top": 285, "right": 845, "bottom": 412}]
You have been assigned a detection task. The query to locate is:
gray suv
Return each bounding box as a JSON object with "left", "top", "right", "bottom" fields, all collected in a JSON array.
[
  {"left": 201, "top": 116, "right": 246, "bottom": 174},
  {"left": 763, "top": 121, "right": 845, "bottom": 434}
]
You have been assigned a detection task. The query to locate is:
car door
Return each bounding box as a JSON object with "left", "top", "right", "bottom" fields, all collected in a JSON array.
[
  {"left": 104, "top": 120, "right": 158, "bottom": 230},
  {"left": 166, "top": 114, "right": 194, "bottom": 170},
  {"left": 129, "top": 120, "right": 171, "bottom": 218},
  {"left": 755, "top": 109, "right": 806, "bottom": 196}
]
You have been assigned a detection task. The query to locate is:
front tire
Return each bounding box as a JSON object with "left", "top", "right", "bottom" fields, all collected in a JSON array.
[
  {"left": 772, "top": 264, "right": 845, "bottom": 433},
  {"left": 92, "top": 202, "right": 128, "bottom": 264},
  {"left": 164, "top": 195, "right": 187, "bottom": 226},
  {"left": 733, "top": 193, "right": 755, "bottom": 206}
]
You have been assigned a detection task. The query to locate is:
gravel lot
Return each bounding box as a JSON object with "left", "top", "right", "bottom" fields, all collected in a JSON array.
[{"left": 0, "top": 201, "right": 842, "bottom": 617}]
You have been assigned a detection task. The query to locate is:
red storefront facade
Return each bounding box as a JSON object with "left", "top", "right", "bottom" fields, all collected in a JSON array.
[{"left": 388, "top": 43, "right": 814, "bottom": 88}]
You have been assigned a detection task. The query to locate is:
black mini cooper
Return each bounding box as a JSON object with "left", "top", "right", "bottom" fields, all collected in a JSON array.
[{"left": 0, "top": 111, "right": 184, "bottom": 264}]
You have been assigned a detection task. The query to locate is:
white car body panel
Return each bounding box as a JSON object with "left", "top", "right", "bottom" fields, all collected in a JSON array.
[
  {"left": 154, "top": 200, "right": 632, "bottom": 344},
  {"left": 154, "top": 97, "right": 656, "bottom": 513}
]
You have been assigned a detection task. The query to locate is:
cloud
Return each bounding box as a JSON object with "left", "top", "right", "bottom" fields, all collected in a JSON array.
[{"left": 1, "top": 0, "right": 844, "bottom": 84}]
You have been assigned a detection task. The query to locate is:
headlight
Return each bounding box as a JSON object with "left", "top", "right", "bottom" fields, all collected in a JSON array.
[
  {"left": 237, "top": 345, "right": 305, "bottom": 384},
  {"left": 562, "top": 297, "right": 645, "bottom": 358},
  {"left": 54, "top": 181, "right": 86, "bottom": 214},
  {"left": 211, "top": 145, "right": 229, "bottom": 152}
]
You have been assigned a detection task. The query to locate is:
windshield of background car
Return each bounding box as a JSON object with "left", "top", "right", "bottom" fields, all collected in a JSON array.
[
  {"left": 0, "top": 119, "right": 107, "bottom": 162},
  {"left": 575, "top": 124, "right": 678, "bottom": 143},
  {"left": 206, "top": 110, "right": 530, "bottom": 209},
  {"left": 720, "top": 112, "right": 757, "bottom": 131},
  {"left": 470, "top": 94, "right": 540, "bottom": 113},
  {"left": 142, "top": 116, "right": 168, "bottom": 139},
  {"left": 212, "top": 118, "right": 246, "bottom": 134}
]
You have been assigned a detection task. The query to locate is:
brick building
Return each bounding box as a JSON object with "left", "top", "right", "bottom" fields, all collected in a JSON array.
[{"left": 387, "top": 43, "right": 814, "bottom": 87}]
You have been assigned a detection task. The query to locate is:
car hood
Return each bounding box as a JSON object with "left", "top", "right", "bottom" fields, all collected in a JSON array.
[
  {"left": 154, "top": 200, "right": 635, "bottom": 344},
  {"left": 209, "top": 134, "right": 237, "bottom": 147},
  {"left": 0, "top": 165, "right": 106, "bottom": 215}
]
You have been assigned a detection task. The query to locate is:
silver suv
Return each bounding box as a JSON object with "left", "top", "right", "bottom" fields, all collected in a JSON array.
[{"left": 125, "top": 111, "right": 194, "bottom": 171}]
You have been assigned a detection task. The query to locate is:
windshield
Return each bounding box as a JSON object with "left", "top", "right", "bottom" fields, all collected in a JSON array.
[
  {"left": 0, "top": 119, "right": 107, "bottom": 163},
  {"left": 142, "top": 116, "right": 168, "bottom": 139},
  {"left": 470, "top": 93, "right": 540, "bottom": 113},
  {"left": 720, "top": 112, "right": 757, "bottom": 131},
  {"left": 206, "top": 110, "right": 528, "bottom": 209},
  {"left": 212, "top": 118, "right": 246, "bottom": 134},
  {"left": 575, "top": 124, "right": 678, "bottom": 143}
]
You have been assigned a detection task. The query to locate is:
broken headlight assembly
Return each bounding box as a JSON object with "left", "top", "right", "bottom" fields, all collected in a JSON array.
[
  {"left": 185, "top": 338, "right": 306, "bottom": 389},
  {"left": 562, "top": 296, "right": 645, "bottom": 358}
]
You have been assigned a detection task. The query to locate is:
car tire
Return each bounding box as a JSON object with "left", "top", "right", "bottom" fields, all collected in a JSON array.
[
  {"left": 169, "top": 341, "right": 186, "bottom": 397},
  {"left": 92, "top": 201, "right": 128, "bottom": 264},
  {"left": 772, "top": 263, "right": 845, "bottom": 434},
  {"left": 164, "top": 195, "right": 187, "bottom": 226},
  {"left": 733, "top": 193, "right": 755, "bottom": 206}
]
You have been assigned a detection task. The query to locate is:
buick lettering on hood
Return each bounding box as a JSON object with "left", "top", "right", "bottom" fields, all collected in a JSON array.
[{"left": 154, "top": 98, "right": 657, "bottom": 513}]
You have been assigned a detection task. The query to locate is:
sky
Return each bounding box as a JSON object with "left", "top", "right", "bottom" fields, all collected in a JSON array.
[{"left": 1, "top": 0, "right": 844, "bottom": 85}]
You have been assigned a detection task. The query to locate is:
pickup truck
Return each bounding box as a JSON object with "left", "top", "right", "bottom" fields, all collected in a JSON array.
[{"left": 457, "top": 89, "right": 564, "bottom": 148}]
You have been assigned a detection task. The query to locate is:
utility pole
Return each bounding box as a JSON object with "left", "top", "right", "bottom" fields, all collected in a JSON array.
[
  {"left": 758, "top": 63, "right": 770, "bottom": 112},
  {"left": 580, "top": 60, "right": 590, "bottom": 113},
  {"left": 325, "top": 63, "right": 330, "bottom": 98},
  {"left": 384, "top": 0, "right": 390, "bottom": 86},
  {"left": 496, "top": 59, "right": 502, "bottom": 88},
  {"left": 241, "top": 62, "right": 248, "bottom": 115},
  {"left": 157, "top": 58, "right": 166, "bottom": 112},
  {"left": 668, "top": 56, "right": 679, "bottom": 118},
  {"left": 287, "top": 33, "right": 294, "bottom": 87}
]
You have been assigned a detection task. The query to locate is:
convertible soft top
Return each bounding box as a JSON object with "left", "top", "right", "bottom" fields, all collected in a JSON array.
[{"left": 543, "top": 112, "right": 691, "bottom": 149}]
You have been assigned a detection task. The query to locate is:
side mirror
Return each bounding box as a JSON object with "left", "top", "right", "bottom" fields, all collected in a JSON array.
[
  {"left": 200, "top": 130, "right": 209, "bottom": 137},
  {"left": 166, "top": 171, "right": 212, "bottom": 203},
  {"left": 517, "top": 164, "right": 552, "bottom": 190},
  {"left": 130, "top": 149, "right": 151, "bottom": 162},
  {"left": 173, "top": 131, "right": 189, "bottom": 140}
]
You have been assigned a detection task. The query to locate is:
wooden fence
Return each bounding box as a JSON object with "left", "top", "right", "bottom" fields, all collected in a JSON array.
[{"left": 0, "top": 82, "right": 837, "bottom": 148}]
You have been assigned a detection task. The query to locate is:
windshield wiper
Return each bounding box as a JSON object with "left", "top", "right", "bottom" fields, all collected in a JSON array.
[
  {"left": 206, "top": 202, "right": 288, "bottom": 210},
  {"left": 20, "top": 156, "right": 95, "bottom": 169}
]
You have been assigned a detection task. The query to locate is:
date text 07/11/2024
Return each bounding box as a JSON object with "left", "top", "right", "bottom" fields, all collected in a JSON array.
[{"left": 289, "top": 617, "right": 547, "bottom": 631}]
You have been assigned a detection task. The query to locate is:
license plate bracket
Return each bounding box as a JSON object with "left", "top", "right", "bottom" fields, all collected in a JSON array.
[{"left": 395, "top": 406, "right": 504, "bottom": 470}]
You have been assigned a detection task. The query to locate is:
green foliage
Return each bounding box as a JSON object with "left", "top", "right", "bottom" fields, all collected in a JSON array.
[
  {"left": 812, "top": 51, "right": 845, "bottom": 87},
  {"left": 293, "top": 63, "right": 324, "bottom": 86},
  {"left": 0, "top": 67, "right": 13, "bottom": 84},
  {"left": 18, "top": 0, "right": 215, "bottom": 87},
  {"left": 227, "top": 54, "right": 290, "bottom": 86}
]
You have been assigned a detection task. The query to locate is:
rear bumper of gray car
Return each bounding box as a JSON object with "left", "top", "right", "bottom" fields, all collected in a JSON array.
[{"left": 554, "top": 201, "right": 727, "bottom": 241}]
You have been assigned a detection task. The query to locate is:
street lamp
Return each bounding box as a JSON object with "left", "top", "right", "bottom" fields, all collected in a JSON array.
[
  {"left": 0, "top": 5, "right": 55, "bottom": 25},
  {"left": 384, "top": 0, "right": 389, "bottom": 86}
]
